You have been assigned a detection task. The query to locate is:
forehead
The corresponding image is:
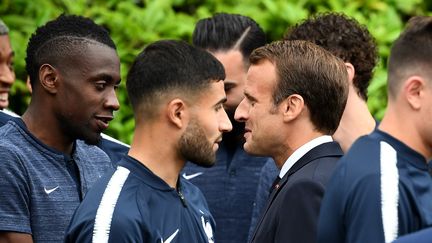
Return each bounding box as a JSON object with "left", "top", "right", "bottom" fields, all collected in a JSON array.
[
  {"left": 212, "top": 50, "right": 246, "bottom": 78},
  {"left": 196, "top": 80, "right": 226, "bottom": 105},
  {"left": 212, "top": 50, "right": 245, "bottom": 69},
  {"left": 245, "top": 59, "right": 276, "bottom": 95},
  {"left": 61, "top": 42, "right": 120, "bottom": 81}
]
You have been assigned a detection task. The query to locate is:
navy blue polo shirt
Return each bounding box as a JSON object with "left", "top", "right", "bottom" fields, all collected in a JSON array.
[{"left": 0, "top": 118, "right": 113, "bottom": 242}]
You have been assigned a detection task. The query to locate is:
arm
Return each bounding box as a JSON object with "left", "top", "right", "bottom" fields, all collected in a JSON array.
[
  {"left": 274, "top": 179, "right": 324, "bottom": 243},
  {"left": 344, "top": 174, "right": 386, "bottom": 243},
  {"left": 0, "top": 232, "right": 33, "bottom": 243},
  {"left": 0, "top": 148, "right": 32, "bottom": 239}
]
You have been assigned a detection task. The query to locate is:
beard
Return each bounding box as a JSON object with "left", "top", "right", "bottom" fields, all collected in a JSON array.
[{"left": 179, "top": 118, "right": 217, "bottom": 168}]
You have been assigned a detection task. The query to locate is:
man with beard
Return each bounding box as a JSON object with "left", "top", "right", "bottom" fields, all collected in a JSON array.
[
  {"left": 65, "top": 40, "right": 232, "bottom": 243},
  {"left": 0, "top": 15, "right": 121, "bottom": 243},
  {"left": 181, "top": 13, "right": 273, "bottom": 243}
]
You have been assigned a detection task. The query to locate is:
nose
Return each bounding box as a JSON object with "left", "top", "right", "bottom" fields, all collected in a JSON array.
[
  {"left": 234, "top": 98, "right": 248, "bottom": 122},
  {"left": 219, "top": 108, "right": 233, "bottom": 133},
  {"left": 105, "top": 87, "right": 120, "bottom": 111},
  {"left": 0, "top": 63, "right": 15, "bottom": 86}
]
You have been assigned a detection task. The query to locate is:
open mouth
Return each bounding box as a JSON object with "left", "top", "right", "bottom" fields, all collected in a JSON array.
[{"left": 95, "top": 115, "right": 113, "bottom": 131}]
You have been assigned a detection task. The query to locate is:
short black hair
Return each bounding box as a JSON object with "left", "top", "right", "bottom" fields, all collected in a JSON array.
[
  {"left": 192, "top": 13, "right": 266, "bottom": 62},
  {"left": 388, "top": 16, "right": 432, "bottom": 98},
  {"left": 127, "top": 40, "right": 225, "bottom": 120},
  {"left": 25, "top": 14, "right": 116, "bottom": 87},
  {"left": 285, "top": 12, "right": 378, "bottom": 101}
]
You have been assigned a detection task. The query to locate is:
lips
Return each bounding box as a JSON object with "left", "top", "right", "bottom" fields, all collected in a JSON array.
[
  {"left": 95, "top": 115, "right": 113, "bottom": 131},
  {"left": 243, "top": 127, "right": 252, "bottom": 139}
]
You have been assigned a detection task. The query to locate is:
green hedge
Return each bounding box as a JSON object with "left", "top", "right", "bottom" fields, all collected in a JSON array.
[{"left": 1, "top": 0, "right": 431, "bottom": 143}]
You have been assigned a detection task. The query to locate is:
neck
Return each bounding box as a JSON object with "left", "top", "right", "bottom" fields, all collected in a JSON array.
[
  {"left": 128, "top": 124, "right": 184, "bottom": 188},
  {"left": 379, "top": 104, "right": 430, "bottom": 161},
  {"left": 22, "top": 105, "right": 74, "bottom": 155},
  {"left": 274, "top": 127, "right": 325, "bottom": 168},
  {"left": 333, "top": 90, "right": 375, "bottom": 152}
]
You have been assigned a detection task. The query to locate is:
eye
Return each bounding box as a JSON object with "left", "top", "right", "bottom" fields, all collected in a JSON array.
[
  {"left": 224, "top": 83, "right": 235, "bottom": 92},
  {"left": 95, "top": 82, "right": 107, "bottom": 91},
  {"left": 215, "top": 103, "right": 224, "bottom": 112},
  {"left": 246, "top": 98, "right": 256, "bottom": 107}
]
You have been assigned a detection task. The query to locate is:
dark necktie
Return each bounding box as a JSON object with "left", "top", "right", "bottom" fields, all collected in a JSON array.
[{"left": 270, "top": 176, "right": 281, "bottom": 193}]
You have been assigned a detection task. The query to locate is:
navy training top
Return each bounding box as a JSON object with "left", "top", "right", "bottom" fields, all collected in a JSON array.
[
  {"left": 66, "top": 156, "right": 215, "bottom": 243},
  {"left": 318, "top": 129, "right": 432, "bottom": 243}
]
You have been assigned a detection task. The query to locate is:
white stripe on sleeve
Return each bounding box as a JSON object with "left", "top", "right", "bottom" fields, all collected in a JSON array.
[
  {"left": 92, "top": 166, "right": 130, "bottom": 243},
  {"left": 380, "top": 141, "right": 399, "bottom": 243}
]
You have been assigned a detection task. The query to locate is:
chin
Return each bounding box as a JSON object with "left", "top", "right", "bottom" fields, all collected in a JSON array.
[
  {"left": 244, "top": 145, "right": 262, "bottom": 156},
  {"left": 82, "top": 133, "right": 102, "bottom": 145}
]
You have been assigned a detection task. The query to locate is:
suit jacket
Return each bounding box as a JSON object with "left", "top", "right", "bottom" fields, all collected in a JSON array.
[{"left": 250, "top": 141, "right": 343, "bottom": 243}]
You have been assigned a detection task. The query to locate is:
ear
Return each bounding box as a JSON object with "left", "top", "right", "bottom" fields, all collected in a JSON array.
[
  {"left": 26, "top": 76, "right": 32, "bottom": 94},
  {"left": 281, "top": 94, "right": 305, "bottom": 122},
  {"left": 404, "top": 76, "right": 425, "bottom": 110},
  {"left": 344, "top": 62, "right": 355, "bottom": 85},
  {"left": 167, "top": 98, "right": 189, "bottom": 129},
  {"left": 38, "top": 64, "right": 59, "bottom": 94}
]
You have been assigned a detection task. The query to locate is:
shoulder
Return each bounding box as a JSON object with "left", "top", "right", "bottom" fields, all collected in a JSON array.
[
  {"left": 75, "top": 140, "right": 112, "bottom": 163},
  {"left": 98, "top": 134, "right": 129, "bottom": 163},
  {"left": 394, "top": 228, "right": 432, "bottom": 243}
]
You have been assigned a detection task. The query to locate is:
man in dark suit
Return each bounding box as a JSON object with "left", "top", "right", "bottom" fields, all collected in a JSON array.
[{"left": 234, "top": 40, "right": 349, "bottom": 243}]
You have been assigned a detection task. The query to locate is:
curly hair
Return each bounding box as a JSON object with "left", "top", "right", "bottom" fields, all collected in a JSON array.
[
  {"left": 25, "top": 14, "right": 116, "bottom": 87},
  {"left": 284, "top": 12, "right": 378, "bottom": 101}
]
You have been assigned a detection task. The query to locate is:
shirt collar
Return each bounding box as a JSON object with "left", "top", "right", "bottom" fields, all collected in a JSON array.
[{"left": 279, "top": 135, "right": 333, "bottom": 178}]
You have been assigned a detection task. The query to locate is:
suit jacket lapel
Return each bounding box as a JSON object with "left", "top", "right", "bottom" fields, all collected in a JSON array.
[
  {"left": 285, "top": 141, "right": 343, "bottom": 178},
  {"left": 250, "top": 142, "right": 343, "bottom": 242}
]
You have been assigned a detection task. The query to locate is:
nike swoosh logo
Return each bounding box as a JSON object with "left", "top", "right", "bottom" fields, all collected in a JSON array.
[
  {"left": 162, "top": 229, "right": 179, "bottom": 243},
  {"left": 44, "top": 186, "right": 59, "bottom": 194},
  {"left": 182, "top": 172, "right": 203, "bottom": 180}
]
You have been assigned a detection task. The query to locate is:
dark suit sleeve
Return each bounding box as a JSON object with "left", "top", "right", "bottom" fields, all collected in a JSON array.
[{"left": 275, "top": 179, "right": 324, "bottom": 243}]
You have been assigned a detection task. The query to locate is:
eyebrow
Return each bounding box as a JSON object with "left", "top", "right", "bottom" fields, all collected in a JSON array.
[
  {"left": 214, "top": 97, "right": 228, "bottom": 107},
  {"left": 93, "top": 73, "right": 121, "bottom": 84},
  {"left": 244, "top": 91, "right": 257, "bottom": 102}
]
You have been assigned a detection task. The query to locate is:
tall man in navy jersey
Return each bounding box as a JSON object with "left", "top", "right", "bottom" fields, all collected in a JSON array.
[
  {"left": 66, "top": 40, "right": 232, "bottom": 243},
  {"left": 318, "top": 16, "right": 432, "bottom": 243},
  {"left": 182, "top": 13, "right": 273, "bottom": 243},
  {"left": 0, "top": 14, "right": 121, "bottom": 242}
]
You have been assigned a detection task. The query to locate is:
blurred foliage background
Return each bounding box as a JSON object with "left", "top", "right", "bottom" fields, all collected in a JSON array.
[{"left": 1, "top": 0, "right": 431, "bottom": 143}]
